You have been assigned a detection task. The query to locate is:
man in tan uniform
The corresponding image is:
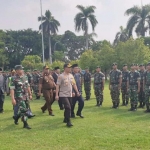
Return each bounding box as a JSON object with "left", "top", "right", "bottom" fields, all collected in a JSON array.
[
  {"left": 55, "top": 63, "right": 80, "bottom": 127},
  {"left": 39, "top": 65, "right": 56, "bottom": 116}
]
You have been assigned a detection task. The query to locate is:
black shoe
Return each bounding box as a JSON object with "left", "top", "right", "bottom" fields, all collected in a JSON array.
[
  {"left": 13, "top": 116, "right": 19, "bottom": 125},
  {"left": 23, "top": 122, "right": 31, "bottom": 129},
  {"left": 66, "top": 122, "right": 73, "bottom": 127},
  {"left": 49, "top": 113, "right": 55, "bottom": 116},
  {"left": 76, "top": 113, "right": 84, "bottom": 118},
  {"left": 112, "top": 102, "right": 116, "bottom": 109},
  {"left": 41, "top": 108, "right": 45, "bottom": 113},
  {"left": 0, "top": 110, "right": 4, "bottom": 113},
  {"left": 144, "top": 106, "right": 150, "bottom": 113},
  {"left": 128, "top": 104, "right": 133, "bottom": 111}
]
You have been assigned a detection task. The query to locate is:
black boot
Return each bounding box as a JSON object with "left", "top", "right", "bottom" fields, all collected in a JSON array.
[
  {"left": 99, "top": 101, "right": 102, "bottom": 106},
  {"left": 125, "top": 100, "right": 129, "bottom": 106},
  {"left": 144, "top": 106, "right": 150, "bottom": 113},
  {"left": 142, "top": 102, "right": 145, "bottom": 108},
  {"left": 112, "top": 102, "right": 116, "bottom": 108},
  {"left": 122, "top": 100, "right": 125, "bottom": 106},
  {"left": 23, "top": 121, "right": 31, "bottom": 129},
  {"left": 95, "top": 101, "right": 99, "bottom": 106},
  {"left": 66, "top": 119, "right": 73, "bottom": 127},
  {"left": 115, "top": 103, "right": 119, "bottom": 109},
  {"left": 138, "top": 102, "right": 142, "bottom": 108},
  {"left": 128, "top": 104, "right": 133, "bottom": 111},
  {"left": 13, "top": 115, "right": 20, "bottom": 125},
  {"left": 133, "top": 105, "right": 137, "bottom": 111}
]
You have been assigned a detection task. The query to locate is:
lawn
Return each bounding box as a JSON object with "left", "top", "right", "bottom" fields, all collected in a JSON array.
[{"left": 0, "top": 83, "right": 150, "bottom": 150}]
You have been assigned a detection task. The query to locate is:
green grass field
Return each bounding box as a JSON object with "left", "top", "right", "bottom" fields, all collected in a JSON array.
[{"left": 0, "top": 84, "right": 150, "bottom": 150}]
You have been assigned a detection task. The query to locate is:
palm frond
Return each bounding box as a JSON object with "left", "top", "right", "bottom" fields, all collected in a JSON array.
[{"left": 125, "top": 5, "right": 141, "bottom": 16}]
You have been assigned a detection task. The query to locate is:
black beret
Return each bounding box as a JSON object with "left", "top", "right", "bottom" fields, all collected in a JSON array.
[
  {"left": 112, "top": 63, "right": 117, "bottom": 66},
  {"left": 130, "top": 63, "right": 135, "bottom": 67},
  {"left": 123, "top": 64, "right": 127, "bottom": 67},
  {"left": 72, "top": 64, "right": 78, "bottom": 68},
  {"left": 54, "top": 67, "right": 60, "bottom": 70}
]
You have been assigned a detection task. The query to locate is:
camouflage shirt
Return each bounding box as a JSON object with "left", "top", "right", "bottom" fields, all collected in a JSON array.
[
  {"left": 143, "top": 70, "right": 150, "bottom": 85},
  {"left": 84, "top": 72, "right": 91, "bottom": 82},
  {"left": 127, "top": 71, "right": 140, "bottom": 85},
  {"left": 10, "top": 74, "right": 30, "bottom": 101},
  {"left": 94, "top": 72, "right": 105, "bottom": 84},
  {"left": 109, "top": 69, "right": 122, "bottom": 84}
]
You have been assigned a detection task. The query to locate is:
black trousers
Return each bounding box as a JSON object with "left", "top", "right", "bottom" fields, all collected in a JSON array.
[
  {"left": 53, "top": 93, "right": 63, "bottom": 109},
  {"left": 0, "top": 94, "right": 4, "bottom": 112},
  {"left": 59, "top": 97, "right": 72, "bottom": 120},
  {"left": 71, "top": 95, "right": 84, "bottom": 116}
]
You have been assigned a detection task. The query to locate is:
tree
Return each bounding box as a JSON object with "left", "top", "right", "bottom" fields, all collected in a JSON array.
[
  {"left": 53, "top": 51, "right": 65, "bottom": 61},
  {"left": 74, "top": 5, "right": 98, "bottom": 50},
  {"left": 79, "top": 50, "right": 99, "bottom": 72},
  {"left": 51, "top": 61, "right": 64, "bottom": 71},
  {"left": 114, "top": 38, "right": 150, "bottom": 68},
  {"left": 125, "top": 4, "right": 150, "bottom": 37},
  {"left": 21, "top": 55, "right": 43, "bottom": 70},
  {"left": 113, "top": 26, "right": 129, "bottom": 46},
  {"left": 38, "top": 10, "right": 60, "bottom": 64}
]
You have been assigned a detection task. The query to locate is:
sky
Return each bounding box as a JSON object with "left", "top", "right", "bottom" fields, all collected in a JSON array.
[{"left": 0, "top": 0, "right": 150, "bottom": 43}]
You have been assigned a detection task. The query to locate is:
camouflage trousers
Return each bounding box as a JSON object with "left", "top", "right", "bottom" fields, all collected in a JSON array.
[
  {"left": 84, "top": 82, "right": 91, "bottom": 99},
  {"left": 110, "top": 84, "right": 120, "bottom": 103},
  {"left": 17, "top": 100, "right": 29, "bottom": 122},
  {"left": 94, "top": 84, "right": 103, "bottom": 103},
  {"left": 139, "top": 85, "right": 145, "bottom": 103},
  {"left": 144, "top": 85, "right": 150, "bottom": 106},
  {"left": 121, "top": 83, "right": 129, "bottom": 102},
  {"left": 33, "top": 84, "right": 39, "bottom": 97},
  {"left": 129, "top": 85, "right": 138, "bottom": 106}
]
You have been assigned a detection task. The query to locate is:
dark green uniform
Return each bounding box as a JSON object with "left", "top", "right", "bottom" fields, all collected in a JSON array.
[
  {"left": 10, "top": 74, "right": 31, "bottom": 129},
  {"left": 138, "top": 70, "right": 145, "bottom": 107},
  {"left": 32, "top": 73, "right": 40, "bottom": 99},
  {"left": 109, "top": 69, "right": 122, "bottom": 108},
  {"left": 128, "top": 71, "right": 140, "bottom": 110},
  {"left": 84, "top": 72, "right": 91, "bottom": 100},
  {"left": 143, "top": 70, "right": 150, "bottom": 112},
  {"left": 121, "top": 70, "right": 129, "bottom": 106},
  {"left": 94, "top": 71, "right": 105, "bottom": 106}
]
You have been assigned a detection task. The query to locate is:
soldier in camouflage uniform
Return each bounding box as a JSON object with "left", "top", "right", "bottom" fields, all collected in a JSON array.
[
  {"left": 10, "top": 65, "right": 32, "bottom": 129},
  {"left": 94, "top": 66, "right": 105, "bottom": 107},
  {"left": 143, "top": 62, "right": 150, "bottom": 113},
  {"left": 32, "top": 69, "right": 40, "bottom": 99},
  {"left": 83, "top": 67, "right": 91, "bottom": 100},
  {"left": 127, "top": 64, "right": 140, "bottom": 111},
  {"left": 138, "top": 64, "right": 145, "bottom": 108},
  {"left": 109, "top": 63, "right": 122, "bottom": 109},
  {"left": 121, "top": 64, "right": 129, "bottom": 106}
]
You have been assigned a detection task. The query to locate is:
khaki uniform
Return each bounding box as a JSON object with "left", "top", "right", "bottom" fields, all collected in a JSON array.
[{"left": 39, "top": 74, "right": 55, "bottom": 115}]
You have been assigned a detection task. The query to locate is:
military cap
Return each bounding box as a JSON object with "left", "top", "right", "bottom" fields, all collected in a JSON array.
[
  {"left": 96, "top": 66, "right": 101, "bottom": 68},
  {"left": 54, "top": 67, "right": 60, "bottom": 70},
  {"left": 0, "top": 68, "right": 2, "bottom": 71},
  {"left": 139, "top": 64, "right": 144, "bottom": 67},
  {"left": 130, "top": 63, "right": 135, "bottom": 67},
  {"left": 112, "top": 63, "right": 117, "bottom": 66},
  {"left": 43, "top": 65, "right": 49, "bottom": 69},
  {"left": 123, "top": 64, "right": 127, "bottom": 67},
  {"left": 72, "top": 64, "right": 78, "bottom": 68},
  {"left": 64, "top": 63, "right": 72, "bottom": 68},
  {"left": 15, "top": 65, "right": 24, "bottom": 70},
  {"left": 147, "top": 62, "right": 150, "bottom": 66}
]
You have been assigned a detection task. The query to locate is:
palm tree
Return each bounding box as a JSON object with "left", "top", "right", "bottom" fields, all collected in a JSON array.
[
  {"left": 38, "top": 10, "right": 60, "bottom": 64},
  {"left": 113, "top": 26, "right": 129, "bottom": 46},
  {"left": 125, "top": 4, "right": 150, "bottom": 37},
  {"left": 74, "top": 5, "right": 98, "bottom": 50}
]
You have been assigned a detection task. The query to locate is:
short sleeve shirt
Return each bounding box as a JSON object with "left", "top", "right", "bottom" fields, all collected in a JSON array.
[{"left": 57, "top": 73, "right": 76, "bottom": 97}]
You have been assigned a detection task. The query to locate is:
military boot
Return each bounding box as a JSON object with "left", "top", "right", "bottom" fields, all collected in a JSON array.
[
  {"left": 122, "top": 100, "right": 125, "bottom": 106},
  {"left": 63, "top": 118, "right": 67, "bottom": 123},
  {"left": 128, "top": 104, "right": 133, "bottom": 111},
  {"left": 133, "top": 105, "right": 137, "bottom": 111},
  {"left": 112, "top": 102, "right": 116, "bottom": 108},
  {"left": 142, "top": 102, "right": 145, "bottom": 108},
  {"left": 23, "top": 121, "right": 31, "bottom": 129},
  {"left": 95, "top": 101, "right": 99, "bottom": 106},
  {"left": 115, "top": 103, "right": 119, "bottom": 109},
  {"left": 99, "top": 101, "right": 102, "bottom": 107},
  {"left": 13, "top": 115, "right": 20, "bottom": 125},
  {"left": 144, "top": 106, "right": 150, "bottom": 113}
]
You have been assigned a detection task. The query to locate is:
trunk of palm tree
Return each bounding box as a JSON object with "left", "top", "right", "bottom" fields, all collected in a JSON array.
[
  {"left": 49, "top": 34, "right": 52, "bottom": 64},
  {"left": 85, "top": 28, "right": 88, "bottom": 50}
]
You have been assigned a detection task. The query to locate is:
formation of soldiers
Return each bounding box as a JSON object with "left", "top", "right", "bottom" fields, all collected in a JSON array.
[{"left": 1, "top": 62, "right": 150, "bottom": 129}]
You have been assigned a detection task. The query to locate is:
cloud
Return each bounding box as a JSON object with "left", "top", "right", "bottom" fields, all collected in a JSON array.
[{"left": 0, "top": 0, "right": 150, "bottom": 42}]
